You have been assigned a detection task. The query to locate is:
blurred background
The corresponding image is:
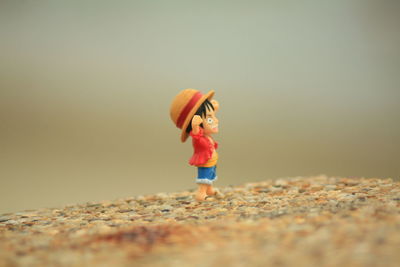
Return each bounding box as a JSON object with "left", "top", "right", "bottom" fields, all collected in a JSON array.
[{"left": 1, "top": 0, "right": 399, "bottom": 214}]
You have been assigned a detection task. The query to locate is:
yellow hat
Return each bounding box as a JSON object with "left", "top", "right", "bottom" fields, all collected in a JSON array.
[{"left": 170, "top": 89, "right": 215, "bottom": 142}]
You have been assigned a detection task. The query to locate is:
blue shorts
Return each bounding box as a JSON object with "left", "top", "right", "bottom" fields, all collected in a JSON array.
[{"left": 196, "top": 165, "right": 217, "bottom": 185}]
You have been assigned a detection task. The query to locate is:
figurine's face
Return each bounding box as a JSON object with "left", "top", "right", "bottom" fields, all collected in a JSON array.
[{"left": 202, "top": 108, "right": 219, "bottom": 135}]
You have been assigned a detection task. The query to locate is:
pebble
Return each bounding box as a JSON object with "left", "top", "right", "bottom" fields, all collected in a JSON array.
[
  {"left": 324, "top": 185, "right": 337, "bottom": 191},
  {"left": 0, "top": 216, "right": 10, "bottom": 223}
]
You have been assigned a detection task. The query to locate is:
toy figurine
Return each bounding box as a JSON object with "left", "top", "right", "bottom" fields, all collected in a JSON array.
[{"left": 170, "top": 89, "right": 221, "bottom": 201}]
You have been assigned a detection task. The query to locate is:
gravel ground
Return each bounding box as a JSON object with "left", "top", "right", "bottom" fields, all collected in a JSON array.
[{"left": 1, "top": 175, "right": 399, "bottom": 267}]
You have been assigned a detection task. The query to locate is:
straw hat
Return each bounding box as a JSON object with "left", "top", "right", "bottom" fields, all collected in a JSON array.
[{"left": 170, "top": 89, "right": 215, "bottom": 142}]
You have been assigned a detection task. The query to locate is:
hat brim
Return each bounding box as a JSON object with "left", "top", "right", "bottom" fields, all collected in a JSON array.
[{"left": 180, "top": 90, "right": 215, "bottom": 142}]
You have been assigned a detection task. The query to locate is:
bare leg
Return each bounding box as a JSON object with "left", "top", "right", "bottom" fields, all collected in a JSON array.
[
  {"left": 195, "top": 184, "right": 208, "bottom": 201},
  {"left": 206, "top": 185, "right": 216, "bottom": 196}
]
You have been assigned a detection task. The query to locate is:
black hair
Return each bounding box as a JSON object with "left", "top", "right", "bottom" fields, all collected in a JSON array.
[{"left": 185, "top": 99, "right": 214, "bottom": 133}]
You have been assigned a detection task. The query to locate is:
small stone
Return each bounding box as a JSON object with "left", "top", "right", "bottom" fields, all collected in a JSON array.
[
  {"left": 0, "top": 216, "right": 10, "bottom": 223},
  {"left": 118, "top": 209, "right": 133, "bottom": 213},
  {"left": 176, "top": 196, "right": 190, "bottom": 200},
  {"left": 160, "top": 205, "right": 173, "bottom": 211},
  {"left": 5, "top": 219, "right": 19, "bottom": 225},
  {"left": 275, "top": 179, "right": 288, "bottom": 186},
  {"left": 325, "top": 185, "right": 337, "bottom": 191},
  {"left": 255, "top": 188, "right": 270, "bottom": 193}
]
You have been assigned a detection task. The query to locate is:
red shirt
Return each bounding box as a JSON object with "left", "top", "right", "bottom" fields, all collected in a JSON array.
[{"left": 189, "top": 128, "right": 218, "bottom": 166}]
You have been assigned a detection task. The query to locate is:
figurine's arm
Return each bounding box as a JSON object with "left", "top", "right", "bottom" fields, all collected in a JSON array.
[
  {"left": 211, "top": 99, "right": 219, "bottom": 112},
  {"left": 191, "top": 115, "right": 203, "bottom": 135}
]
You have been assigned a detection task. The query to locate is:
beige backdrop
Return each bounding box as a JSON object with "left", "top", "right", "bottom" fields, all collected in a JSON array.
[{"left": 1, "top": 0, "right": 399, "bottom": 214}]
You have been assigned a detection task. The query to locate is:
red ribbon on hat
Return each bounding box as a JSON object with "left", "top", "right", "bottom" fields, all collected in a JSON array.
[{"left": 176, "top": 92, "right": 202, "bottom": 129}]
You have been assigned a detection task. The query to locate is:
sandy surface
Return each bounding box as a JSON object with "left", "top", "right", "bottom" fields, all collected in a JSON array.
[{"left": 1, "top": 175, "right": 399, "bottom": 267}]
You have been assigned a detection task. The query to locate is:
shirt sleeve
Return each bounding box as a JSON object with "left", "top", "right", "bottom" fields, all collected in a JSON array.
[{"left": 190, "top": 128, "right": 204, "bottom": 139}]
